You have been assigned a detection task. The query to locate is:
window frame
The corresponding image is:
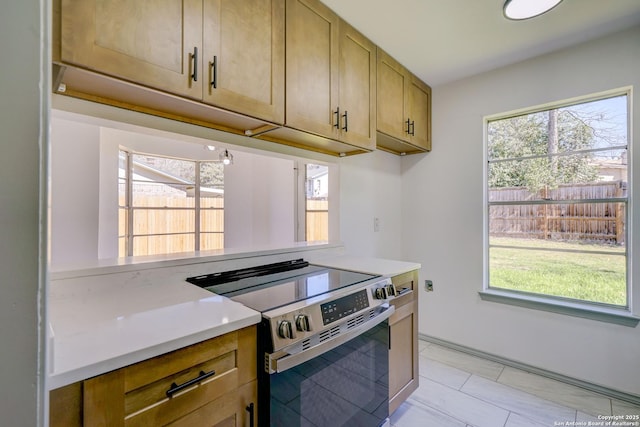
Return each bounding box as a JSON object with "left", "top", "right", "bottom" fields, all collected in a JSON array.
[
  {"left": 480, "top": 88, "right": 639, "bottom": 326},
  {"left": 119, "top": 149, "right": 224, "bottom": 257}
]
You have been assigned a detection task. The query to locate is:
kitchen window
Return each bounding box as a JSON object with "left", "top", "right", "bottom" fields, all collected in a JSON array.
[
  {"left": 482, "top": 91, "right": 634, "bottom": 324},
  {"left": 119, "top": 150, "right": 224, "bottom": 257},
  {"left": 305, "top": 163, "right": 329, "bottom": 242}
]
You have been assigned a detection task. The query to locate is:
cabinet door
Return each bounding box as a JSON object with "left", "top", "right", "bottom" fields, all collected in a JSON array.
[
  {"left": 408, "top": 75, "right": 432, "bottom": 151},
  {"left": 285, "top": 0, "right": 339, "bottom": 138},
  {"left": 376, "top": 48, "right": 409, "bottom": 142},
  {"left": 61, "top": 0, "right": 203, "bottom": 99},
  {"left": 337, "top": 20, "right": 376, "bottom": 150},
  {"left": 389, "top": 271, "right": 419, "bottom": 414},
  {"left": 203, "top": 0, "right": 285, "bottom": 124}
]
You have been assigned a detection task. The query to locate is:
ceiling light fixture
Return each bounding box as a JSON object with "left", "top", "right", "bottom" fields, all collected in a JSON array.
[
  {"left": 204, "top": 145, "right": 216, "bottom": 151},
  {"left": 503, "top": 0, "right": 563, "bottom": 20},
  {"left": 219, "top": 149, "right": 234, "bottom": 165}
]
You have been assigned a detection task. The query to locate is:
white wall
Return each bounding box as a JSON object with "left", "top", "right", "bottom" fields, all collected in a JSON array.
[
  {"left": 402, "top": 26, "right": 640, "bottom": 396},
  {"left": 340, "top": 150, "right": 404, "bottom": 259},
  {"left": 0, "top": 1, "right": 46, "bottom": 425},
  {"left": 224, "top": 151, "right": 295, "bottom": 248},
  {"left": 50, "top": 118, "right": 101, "bottom": 265},
  {"left": 49, "top": 121, "right": 297, "bottom": 263}
]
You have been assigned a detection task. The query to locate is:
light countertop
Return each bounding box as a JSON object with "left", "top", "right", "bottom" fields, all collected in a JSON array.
[
  {"left": 47, "top": 250, "right": 420, "bottom": 391},
  {"left": 48, "top": 276, "right": 261, "bottom": 390},
  {"left": 308, "top": 255, "right": 421, "bottom": 277}
]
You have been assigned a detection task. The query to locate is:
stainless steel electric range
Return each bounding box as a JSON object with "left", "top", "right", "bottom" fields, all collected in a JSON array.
[{"left": 187, "top": 259, "right": 398, "bottom": 427}]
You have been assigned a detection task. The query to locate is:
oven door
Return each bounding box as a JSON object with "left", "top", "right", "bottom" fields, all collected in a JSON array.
[{"left": 262, "top": 306, "right": 393, "bottom": 427}]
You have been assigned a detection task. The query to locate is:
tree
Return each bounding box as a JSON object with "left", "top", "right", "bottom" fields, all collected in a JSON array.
[{"left": 488, "top": 106, "right": 600, "bottom": 193}]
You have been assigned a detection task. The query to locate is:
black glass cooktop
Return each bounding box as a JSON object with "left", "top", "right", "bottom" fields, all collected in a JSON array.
[{"left": 187, "top": 260, "right": 378, "bottom": 312}]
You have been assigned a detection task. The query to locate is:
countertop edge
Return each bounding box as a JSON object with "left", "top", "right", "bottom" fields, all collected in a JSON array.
[
  {"left": 47, "top": 312, "right": 262, "bottom": 390},
  {"left": 308, "top": 255, "right": 421, "bottom": 277}
]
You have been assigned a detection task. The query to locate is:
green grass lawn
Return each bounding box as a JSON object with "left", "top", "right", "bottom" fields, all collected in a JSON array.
[{"left": 489, "top": 237, "right": 627, "bottom": 306}]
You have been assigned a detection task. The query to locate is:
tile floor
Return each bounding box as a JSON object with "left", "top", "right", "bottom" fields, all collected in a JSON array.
[{"left": 390, "top": 339, "right": 640, "bottom": 427}]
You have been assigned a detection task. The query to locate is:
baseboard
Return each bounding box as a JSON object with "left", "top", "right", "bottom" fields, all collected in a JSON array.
[{"left": 419, "top": 333, "right": 640, "bottom": 407}]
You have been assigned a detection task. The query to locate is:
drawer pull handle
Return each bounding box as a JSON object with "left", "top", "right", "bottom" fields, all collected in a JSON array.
[
  {"left": 166, "top": 369, "right": 215, "bottom": 397},
  {"left": 211, "top": 55, "right": 217, "bottom": 89},
  {"left": 246, "top": 402, "right": 255, "bottom": 427},
  {"left": 191, "top": 46, "right": 198, "bottom": 83}
]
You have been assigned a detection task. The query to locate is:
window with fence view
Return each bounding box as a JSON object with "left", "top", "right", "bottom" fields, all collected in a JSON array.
[
  {"left": 306, "top": 163, "right": 329, "bottom": 242},
  {"left": 119, "top": 151, "right": 224, "bottom": 257},
  {"left": 486, "top": 93, "right": 628, "bottom": 307}
]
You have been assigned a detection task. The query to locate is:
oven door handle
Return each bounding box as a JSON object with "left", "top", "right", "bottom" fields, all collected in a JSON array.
[{"left": 270, "top": 305, "right": 395, "bottom": 373}]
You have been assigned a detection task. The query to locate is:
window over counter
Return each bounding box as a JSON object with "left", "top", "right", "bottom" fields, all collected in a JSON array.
[
  {"left": 483, "top": 91, "right": 632, "bottom": 320},
  {"left": 305, "top": 163, "right": 329, "bottom": 242},
  {"left": 118, "top": 151, "right": 225, "bottom": 257}
]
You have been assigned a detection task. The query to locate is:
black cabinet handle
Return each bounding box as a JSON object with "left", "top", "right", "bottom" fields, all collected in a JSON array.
[
  {"left": 409, "top": 120, "right": 415, "bottom": 136},
  {"left": 191, "top": 47, "right": 198, "bottom": 82},
  {"left": 406, "top": 118, "right": 411, "bottom": 134},
  {"left": 166, "top": 369, "right": 215, "bottom": 397},
  {"left": 342, "top": 110, "right": 348, "bottom": 132},
  {"left": 211, "top": 55, "right": 217, "bottom": 88},
  {"left": 334, "top": 107, "right": 340, "bottom": 129},
  {"left": 246, "top": 402, "right": 255, "bottom": 427}
]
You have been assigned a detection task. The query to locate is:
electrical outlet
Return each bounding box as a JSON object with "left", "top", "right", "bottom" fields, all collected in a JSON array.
[
  {"left": 373, "top": 217, "right": 380, "bottom": 232},
  {"left": 425, "top": 280, "right": 433, "bottom": 292}
]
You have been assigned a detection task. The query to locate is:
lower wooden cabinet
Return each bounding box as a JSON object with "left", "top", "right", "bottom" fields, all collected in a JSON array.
[
  {"left": 50, "top": 326, "right": 257, "bottom": 427},
  {"left": 388, "top": 270, "right": 419, "bottom": 414}
]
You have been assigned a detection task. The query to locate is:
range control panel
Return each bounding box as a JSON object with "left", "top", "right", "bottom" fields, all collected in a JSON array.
[{"left": 320, "top": 289, "right": 370, "bottom": 325}]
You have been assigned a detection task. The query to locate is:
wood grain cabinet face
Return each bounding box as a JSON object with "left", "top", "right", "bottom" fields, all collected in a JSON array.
[
  {"left": 50, "top": 326, "right": 257, "bottom": 427},
  {"left": 61, "top": 0, "right": 203, "bottom": 99},
  {"left": 285, "top": 0, "right": 339, "bottom": 138},
  {"left": 285, "top": 0, "right": 376, "bottom": 150},
  {"left": 376, "top": 48, "right": 432, "bottom": 154},
  {"left": 408, "top": 76, "right": 432, "bottom": 151},
  {"left": 60, "top": 0, "right": 284, "bottom": 124},
  {"left": 388, "top": 270, "right": 419, "bottom": 415},
  {"left": 337, "top": 20, "right": 376, "bottom": 150},
  {"left": 202, "top": 0, "right": 285, "bottom": 123},
  {"left": 376, "top": 49, "right": 408, "bottom": 142}
]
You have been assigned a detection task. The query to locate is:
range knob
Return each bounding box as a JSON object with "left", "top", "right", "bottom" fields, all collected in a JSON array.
[
  {"left": 277, "top": 320, "right": 294, "bottom": 339},
  {"left": 295, "top": 314, "right": 311, "bottom": 332},
  {"left": 374, "top": 287, "right": 388, "bottom": 300},
  {"left": 385, "top": 284, "right": 397, "bottom": 297}
]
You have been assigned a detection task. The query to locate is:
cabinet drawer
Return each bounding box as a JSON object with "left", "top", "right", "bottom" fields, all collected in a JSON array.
[
  {"left": 82, "top": 326, "right": 257, "bottom": 427},
  {"left": 123, "top": 354, "right": 238, "bottom": 427}
]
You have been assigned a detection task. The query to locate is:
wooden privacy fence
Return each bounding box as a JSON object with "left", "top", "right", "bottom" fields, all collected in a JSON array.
[
  {"left": 489, "top": 181, "right": 626, "bottom": 244},
  {"left": 122, "top": 194, "right": 225, "bottom": 256},
  {"left": 306, "top": 199, "right": 329, "bottom": 242}
]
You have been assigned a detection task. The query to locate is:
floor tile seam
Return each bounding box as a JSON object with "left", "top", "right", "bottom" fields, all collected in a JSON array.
[
  {"left": 418, "top": 356, "right": 473, "bottom": 389},
  {"left": 495, "top": 375, "right": 614, "bottom": 417},
  {"left": 459, "top": 374, "right": 580, "bottom": 424},
  {"left": 499, "top": 366, "right": 618, "bottom": 405},
  {"left": 420, "top": 353, "right": 500, "bottom": 380},
  {"left": 417, "top": 370, "right": 470, "bottom": 391},
  {"left": 406, "top": 395, "right": 471, "bottom": 427},
  {"left": 412, "top": 378, "right": 511, "bottom": 426}
]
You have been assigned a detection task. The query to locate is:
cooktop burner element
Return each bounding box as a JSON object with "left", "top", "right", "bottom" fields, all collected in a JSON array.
[{"left": 189, "top": 261, "right": 378, "bottom": 312}]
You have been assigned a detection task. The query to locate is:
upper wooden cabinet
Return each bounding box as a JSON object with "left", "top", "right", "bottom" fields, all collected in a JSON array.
[
  {"left": 57, "top": 0, "right": 285, "bottom": 125},
  {"left": 202, "top": 0, "right": 285, "bottom": 123},
  {"left": 54, "top": 0, "right": 429, "bottom": 156},
  {"left": 60, "top": 0, "right": 203, "bottom": 99},
  {"left": 280, "top": 0, "right": 376, "bottom": 152},
  {"left": 377, "top": 48, "right": 432, "bottom": 154}
]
